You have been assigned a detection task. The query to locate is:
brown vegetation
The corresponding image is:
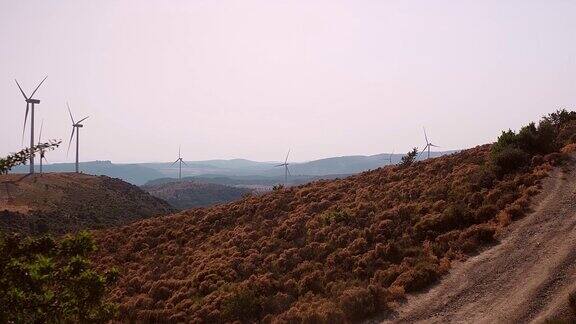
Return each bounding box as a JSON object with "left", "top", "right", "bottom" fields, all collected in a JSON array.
[
  {"left": 94, "top": 143, "right": 560, "bottom": 322},
  {"left": 0, "top": 173, "right": 175, "bottom": 235}
]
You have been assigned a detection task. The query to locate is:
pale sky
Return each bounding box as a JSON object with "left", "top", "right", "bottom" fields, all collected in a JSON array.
[{"left": 1, "top": 0, "right": 575, "bottom": 163}]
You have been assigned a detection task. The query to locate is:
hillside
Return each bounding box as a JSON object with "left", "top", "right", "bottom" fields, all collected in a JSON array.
[
  {"left": 377, "top": 161, "right": 576, "bottom": 323},
  {"left": 94, "top": 144, "right": 556, "bottom": 322},
  {"left": 93, "top": 112, "right": 576, "bottom": 322},
  {"left": 0, "top": 173, "right": 175, "bottom": 235},
  {"left": 142, "top": 180, "right": 253, "bottom": 209}
]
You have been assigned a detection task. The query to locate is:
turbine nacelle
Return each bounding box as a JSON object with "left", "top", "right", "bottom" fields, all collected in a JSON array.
[{"left": 26, "top": 98, "right": 40, "bottom": 104}]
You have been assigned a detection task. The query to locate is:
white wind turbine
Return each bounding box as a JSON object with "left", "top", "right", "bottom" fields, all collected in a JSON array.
[
  {"left": 171, "top": 146, "right": 188, "bottom": 180},
  {"left": 67, "top": 103, "right": 89, "bottom": 173},
  {"left": 37, "top": 120, "right": 49, "bottom": 173},
  {"left": 15, "top": 76, "right": 48, "bottom": 174},
  {"left": 275, "top": 149, "right": 291, "bottom": 186},
  {"left": 389, "top": 149, "right": 394, "bottom": 165},
  {"left": 419, "top": 127, "right": 440, "bottom": 159}
]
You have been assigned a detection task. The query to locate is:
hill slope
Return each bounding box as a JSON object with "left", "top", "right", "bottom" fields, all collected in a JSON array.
[
  {"left": 0, "top": 173, "right": 176, "bottom": 235},
  {"left": 94, "top": 144, "right": 555, "bottom": 322},
  {"left": 379, "top": 160, "right": 576, "bottom": 323},
  {"left": 142, "top": 180, "right": 253, "bottom": 209}
]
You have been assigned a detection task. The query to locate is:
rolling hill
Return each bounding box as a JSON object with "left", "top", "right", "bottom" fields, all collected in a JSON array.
[
  {"left": 91, "top": 110, "right": 576, "bottom": 322},
  {"left": 0, "top": 173, "right": 176, "bottom": 235},
  {"left": 142, "top": 180, "right": 253, "bottom": 209},
  {"left": 93, "top": 143, "right": 563, "bottom": 322}
]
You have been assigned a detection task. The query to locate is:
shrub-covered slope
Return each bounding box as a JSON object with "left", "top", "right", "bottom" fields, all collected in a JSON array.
[
  {"left": 0, "top": 173, "right": 175, "bottom": 235},
  {"left": 95, "top": 111, "right": 576, "bottom": 323},
  {"left": 142, "top": 180, "right": 252, "bottom": 209}
]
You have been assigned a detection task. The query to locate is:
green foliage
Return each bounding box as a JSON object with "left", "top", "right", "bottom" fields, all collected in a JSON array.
[
  {"left": 0, "top": 140, "right": 61, "bottom": 174},
  {"left": 400, "top": 147, "right": 419, "bottom": 168},
  {"left": 320, "top": 209, "right": 353, "bottom": 225},
  {"left": 491, "top": 110, "right": 576, "bottom": 174},
  {"left": 222, "top": 287, "right": 263, "bottom": 321},
  {"left": 0, "top": 231, "right": 118, "bottom": 323}
]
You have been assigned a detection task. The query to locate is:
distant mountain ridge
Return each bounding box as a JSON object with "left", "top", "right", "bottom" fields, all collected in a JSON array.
[{"left": 9, "top": 151, "right": 457, "bottom": 185}]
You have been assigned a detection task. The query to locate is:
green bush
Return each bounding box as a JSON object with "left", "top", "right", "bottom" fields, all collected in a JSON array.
[
  {"left": 400, "top": 148, "right": 419, "bottom": 168},
  {"left": 222, "top": 286, "right": 263, "bottom": 322},
  {"left": 491, "top": 146, "right": 529, "bottom": 175},
  {"left": 0, "top": 231, "right": 118, "bottom": 323},
  {"left": 491, "top": 109, "right": 576, "bottom": 174}
]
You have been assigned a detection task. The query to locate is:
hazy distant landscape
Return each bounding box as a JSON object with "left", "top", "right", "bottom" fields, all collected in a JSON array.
[{"left": 9, "top": 151, "right": 455, "bottom": 186}]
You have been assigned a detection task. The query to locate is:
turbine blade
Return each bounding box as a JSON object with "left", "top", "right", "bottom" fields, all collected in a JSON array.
[
  {"left": 67, "top": 127, "right": 75, "bottom": 156},
  {"left": 179, "top": 145, "right": 181, "bottom": 159},
  {"left": 67, "top": 103, "right": 75, "bottom": 124},
  {"left": 77, "top": 116, "right": 89, "bottom": 124},
  {"left": 275, "top": 164, "right": 285, "bottom": 167},
  {"left": 43, "top": 156, "right": 48, "bottom": 163},
  {"left": 285, "top": 149, "right": 290, "bottom": 163},
  {"left": 417, "top": 145, "right": 428, "bottom": 159},
  {"left": 29, "top": 75, "right": 48, "bottom": 98},
  {"left": 38, "top": 119, "right": 44, "bottom": 143},
  {"left": 182, "top": 160, "right": 189, "bottom": 166},
  {"left": 15, "top": 79, "right": 28, "bottom": 99},
  {"left": 171, "top": 159, "right": 179, "bottom": 166},
  {"left": 430, "top": 144, "right": 440, "bottom": 148},
  {"left": 423, "top": 127, "right": 429, "bottom": 144},
  {"left": 22, "top": 103, "right": 29, "bottom": 145},
  {"left": 287, "top": 166, "right": 291, "bottom": 176}
]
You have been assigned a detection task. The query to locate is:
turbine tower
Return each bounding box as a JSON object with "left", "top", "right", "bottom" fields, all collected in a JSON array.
[
  {"left": 419, "top": 127, "right": 440, "bottom": 159},
  {"left": 67, "top": 103, "right": 89, "bottom": 173},
  {"left": 171, "top": 146, "right": 188, "bottom": 180},
  {"left": 37, "top": 120, "right": 49, "bottom": 173},
  {"left": 275, "top": 149, "right": 291, "bottom": 186},
  {"left": 15, "top": 76, "right": 48, "bottom": 174},
  {"left": 389, "top": 149, "right": 394, "bottom": 165}
]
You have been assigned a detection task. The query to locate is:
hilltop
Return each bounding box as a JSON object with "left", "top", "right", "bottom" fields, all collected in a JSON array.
[
  {"left": 0, "top": 173, "right": 175, "bottom": 235},
  {"left": 142, "top": 180, "right": 253, "bottom": 209}
]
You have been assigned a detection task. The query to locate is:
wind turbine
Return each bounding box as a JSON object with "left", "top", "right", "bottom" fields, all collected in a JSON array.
[
  {"left": 419, "top": 127, "right": 440, "bottom": 159},
  {"left": 15, "top": 76, "right": 48, "bottom": 174},
  {"left": 389, "top": 149, "right": 394, "bottom": 165},
  {"left": 37, "top": 120, "right": 49, "bottom": 173},
  {"left": 171, "top": 146, "right": 188, "bottom": 180},
  {"left": 66, "top": 103, "right": 89, "bottom": 173},
  {"left": 275, "top": 149, "right": 291, "bottom": 186}
]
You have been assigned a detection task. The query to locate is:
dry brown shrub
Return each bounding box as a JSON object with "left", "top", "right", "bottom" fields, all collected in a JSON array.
[{"left": 92, "top": 143, "right": 554, "bottom": 322}]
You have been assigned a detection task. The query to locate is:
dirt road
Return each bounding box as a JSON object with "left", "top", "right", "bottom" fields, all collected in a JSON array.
[{"left": 382, "top": 163, "right": 576, "bottom": 323}]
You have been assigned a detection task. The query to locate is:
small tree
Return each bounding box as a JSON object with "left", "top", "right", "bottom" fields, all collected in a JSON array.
[
  {"left": 0, "top": 140, "right": 61, "bottom": 174},
  {"left": 400, "top": 148, "right": 419, "bottom": 167},
  {"left": 0, "top": 231, "right": 119, "bottom": 323}
]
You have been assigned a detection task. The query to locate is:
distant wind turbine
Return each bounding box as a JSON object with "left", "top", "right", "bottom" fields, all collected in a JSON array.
[
  {"left": 66, "top": 103, "right": 89, "bottom": 173},
  {"left": 171, "top": 146, "right": 188, "bottom": 180},
  {"left": 15, "top": 76, "right": 48, "bottom": 174},
  {"left": 389, "top": 149, "right": 394, "bottom": 165},
  {"left": 419, "top": 127, "right": 440, "bottom": 159},
  {"left": 275, "top": 149, "right": 291, "bottom": 186},
  {"left": 37, "top": 120, "right": 49, "bottom": 173}
]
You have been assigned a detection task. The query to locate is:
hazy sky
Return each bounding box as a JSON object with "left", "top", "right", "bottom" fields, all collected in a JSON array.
[{"left": 1, "top": 0, "right": 575, "bottom": 163}]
